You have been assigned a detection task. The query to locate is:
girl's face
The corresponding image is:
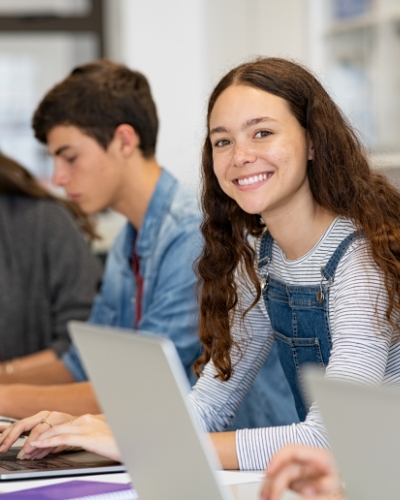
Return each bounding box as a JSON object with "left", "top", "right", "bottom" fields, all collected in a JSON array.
[{"left": 209, "top": 84, "right": 314, "bottom": 222}]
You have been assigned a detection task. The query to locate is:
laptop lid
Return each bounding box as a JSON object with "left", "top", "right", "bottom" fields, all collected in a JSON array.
[
  {"left": 304, "top": 368, "right": 400, "bottom": 500},
  {"left": 69, "top": 321, "right": 261, "bottom": 500}
]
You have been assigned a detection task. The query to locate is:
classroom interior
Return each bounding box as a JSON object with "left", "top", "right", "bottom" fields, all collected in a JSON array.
[
  {"left": 1, "top": 0, "right": 399, "bottom": 255},
  {"left": 0, "top": 1, "right": 400, "bottom": 498}
]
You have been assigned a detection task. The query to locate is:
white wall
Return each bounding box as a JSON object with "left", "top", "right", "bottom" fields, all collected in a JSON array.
[
  {"left": 205, "top": 0, "right": 308, "bottom": 87},
  {"left": 105, "top": 0, "right": 309, "bottom": 187},
  {"left": 105, "top": 0, "right": 207, "bottom": 187}
]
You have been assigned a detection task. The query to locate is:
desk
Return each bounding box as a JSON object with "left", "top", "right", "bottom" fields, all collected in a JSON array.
[
  {"left": 0, "top": 470, "right": 300, "bottom": 499},
  {"left": 0, "top": 433, "right": 299, "bottom": 498},
  {"left": 0, "top": 472, "right": 131, "bottom": 494}
]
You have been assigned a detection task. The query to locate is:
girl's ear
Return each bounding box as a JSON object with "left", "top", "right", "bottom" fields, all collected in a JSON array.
[{"left": 308, "top": 138, "right": 315, "bottom": 161}]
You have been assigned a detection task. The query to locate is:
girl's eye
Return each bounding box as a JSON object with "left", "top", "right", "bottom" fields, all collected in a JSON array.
[
  {"left": 254, "top": 130, "right": 271, "bottom": 138},
  {"left": 213, "top": 139, "right": 230, "bottom": 148}
]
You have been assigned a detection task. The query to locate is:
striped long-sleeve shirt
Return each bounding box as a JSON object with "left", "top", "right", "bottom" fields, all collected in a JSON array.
[{"left": 187, "top": 216, "right": 400, "bottom": 470}]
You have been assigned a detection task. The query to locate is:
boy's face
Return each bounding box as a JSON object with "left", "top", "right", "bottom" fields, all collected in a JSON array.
[{"left": 47, "top": 125, "right": 124, "bottom": 214}]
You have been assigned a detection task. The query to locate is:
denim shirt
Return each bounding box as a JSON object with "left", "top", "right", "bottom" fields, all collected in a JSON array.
[{"left": 62, "top": 169, "right": 202, "bottom": 385}]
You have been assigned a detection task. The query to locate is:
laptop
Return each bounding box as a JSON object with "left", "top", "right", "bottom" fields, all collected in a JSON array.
[
  {"left": 0, "top": 415, "right": 125, "bottom": 481},
  {"left": 0, "top": 384, "right": 124, "bottom": 479},
  {"left": 69, "top": 321, "right": 263, "bottom": 500},
  {"left": 0, "top": 447, "right": 124, "bottom": 481},
  {"left": 304, "top": 367, "right": 400, "bottom": 500}
]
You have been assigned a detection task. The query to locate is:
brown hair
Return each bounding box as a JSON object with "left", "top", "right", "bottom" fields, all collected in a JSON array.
[
  {"left": 32, "top": 59, "right": 158, "bottom": 157},
  {"left": 0, "top": 151, "right": 98, "bottom": 240},
  {"left": 195, "top": 57, "right": 400, "bottom": 381}
]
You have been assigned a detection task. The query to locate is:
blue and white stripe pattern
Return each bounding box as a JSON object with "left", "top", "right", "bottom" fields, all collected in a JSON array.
[{"left": 188, "top": 217, "right": 400, "bottom": 470}]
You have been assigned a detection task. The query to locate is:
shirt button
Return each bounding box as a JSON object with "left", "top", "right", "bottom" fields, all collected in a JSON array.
[{"left": 131, "top": 297, "right": 136, "bottom": 304}]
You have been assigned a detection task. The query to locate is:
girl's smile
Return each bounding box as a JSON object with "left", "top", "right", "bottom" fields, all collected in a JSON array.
[{"left": 234, "top": 171, "right": 274, "bottom": 189}]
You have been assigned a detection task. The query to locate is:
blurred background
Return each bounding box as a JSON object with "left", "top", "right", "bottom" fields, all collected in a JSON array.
[{"left": 0, "top": 0, "right": 399, "bottom": 249}]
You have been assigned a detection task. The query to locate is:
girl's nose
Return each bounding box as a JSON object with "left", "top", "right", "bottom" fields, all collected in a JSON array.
[{"left": 233, "top": 144, "right": 257, "bottom": 167}]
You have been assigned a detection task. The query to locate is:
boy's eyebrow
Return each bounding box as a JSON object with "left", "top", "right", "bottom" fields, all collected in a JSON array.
[
  {"left": 53, "top": 145, "right": 71, "bottom": 156},
  {"left": 209, "top": 117, "right": 277, "bottom": 136}
]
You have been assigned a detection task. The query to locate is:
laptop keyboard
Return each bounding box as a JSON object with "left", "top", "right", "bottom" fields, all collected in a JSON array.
[{"left": 0, "top": 448, "right": 75, "bottom": 471}]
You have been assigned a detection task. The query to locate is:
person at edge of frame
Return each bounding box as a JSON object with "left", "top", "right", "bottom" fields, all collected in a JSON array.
[{"left": 0, "top": 151, "right": 102, "bottom": 377}]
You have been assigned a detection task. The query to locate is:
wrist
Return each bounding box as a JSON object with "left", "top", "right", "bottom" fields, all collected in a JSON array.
[{"left": 210, "top": 431, "right": 239, "bottom": 470}]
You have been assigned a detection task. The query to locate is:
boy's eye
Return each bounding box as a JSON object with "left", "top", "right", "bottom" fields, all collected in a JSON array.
[{"left": 65, "top": 156, "right": 77, "bottom": 164}]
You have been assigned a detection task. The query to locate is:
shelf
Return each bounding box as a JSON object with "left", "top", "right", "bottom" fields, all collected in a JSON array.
[
  {"left": 379, "top": 5, "right": 400, "bottom": 24},
  {"left": 327, "top": 12, "right": 376, "bottom": 35},
  {"left": 327, "top": 6, "right": 400, "bottom": 35},
  {"left": 369, "top": 151, "right": 400, "bottom": 169}
]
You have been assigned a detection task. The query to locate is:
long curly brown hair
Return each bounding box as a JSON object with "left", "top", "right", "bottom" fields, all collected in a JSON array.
[
  {"left": 194, "top": 57, "right": 400, "bottom": 381},
  {"left": 0, "top": 151, "right": 98, "bottom": 240}
]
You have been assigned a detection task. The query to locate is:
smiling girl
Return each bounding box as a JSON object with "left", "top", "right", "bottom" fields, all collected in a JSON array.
[
  {"left": 187, "top": 57, "right": 400, "bottom": 470},
  {"left": 2, "top": 57, "right": 400, "bottom": 474}
]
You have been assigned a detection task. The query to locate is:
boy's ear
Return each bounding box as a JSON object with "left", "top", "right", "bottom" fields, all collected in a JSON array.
[{"left": 112, "top": 124, "right": 140, "bottom": 157}]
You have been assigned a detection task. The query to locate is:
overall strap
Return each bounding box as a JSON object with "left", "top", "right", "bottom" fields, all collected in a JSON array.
[
  {"left": 258, "top": 230, "right": 274, "bottom": 269},
  {"left": 320, "top": 231, "right": 361, "bottom": 283}
]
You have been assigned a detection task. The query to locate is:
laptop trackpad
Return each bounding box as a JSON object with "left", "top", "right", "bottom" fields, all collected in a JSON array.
[{"left": 65, "top": 451, "right": 119, "bottom": 464}]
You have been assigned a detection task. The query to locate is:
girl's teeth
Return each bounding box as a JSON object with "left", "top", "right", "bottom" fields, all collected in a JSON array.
[{"left": 238, "top": 173, "right": 270, "bottom": 186}]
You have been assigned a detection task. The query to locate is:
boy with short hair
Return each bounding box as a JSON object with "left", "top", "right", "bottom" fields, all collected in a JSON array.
[{"left": 0, "top": 60, "right": 202, "bottom": 415}]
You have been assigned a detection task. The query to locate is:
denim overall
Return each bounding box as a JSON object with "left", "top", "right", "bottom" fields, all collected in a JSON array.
[{"left": 258, "top": 230, "right": 359, "bottom": 421}]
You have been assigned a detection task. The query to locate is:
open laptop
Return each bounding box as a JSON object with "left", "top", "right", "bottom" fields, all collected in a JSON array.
[
  {"left": 0, "top": 447, "right": 124, "bottom": 481},
  {"left": 304, "top": 368, "right": 400, "bottom": 500},
  {"left": 0, "top": 379, "right": 124, "bottom": 479},
  {"left": 69, "top": 321, "right": 263, "bottom": 500}
]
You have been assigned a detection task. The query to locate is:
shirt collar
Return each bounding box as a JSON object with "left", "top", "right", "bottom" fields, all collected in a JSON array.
[{"left": 121, "top": 168, "right": 177, "bottom": 259}]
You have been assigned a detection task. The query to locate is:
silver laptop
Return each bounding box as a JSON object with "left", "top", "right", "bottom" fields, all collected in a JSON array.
[
  {"left": 0, "top": 383, "right": 125, "bottom": 478},
  {"left": 0, "top": 444, "right": 124, "bottom": 480},
  {"left": 305, "top": 368, "right": 400, "bottom": 500},
  {"left": 69, "top": 321, "right": 262, "bottom": 500}
]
